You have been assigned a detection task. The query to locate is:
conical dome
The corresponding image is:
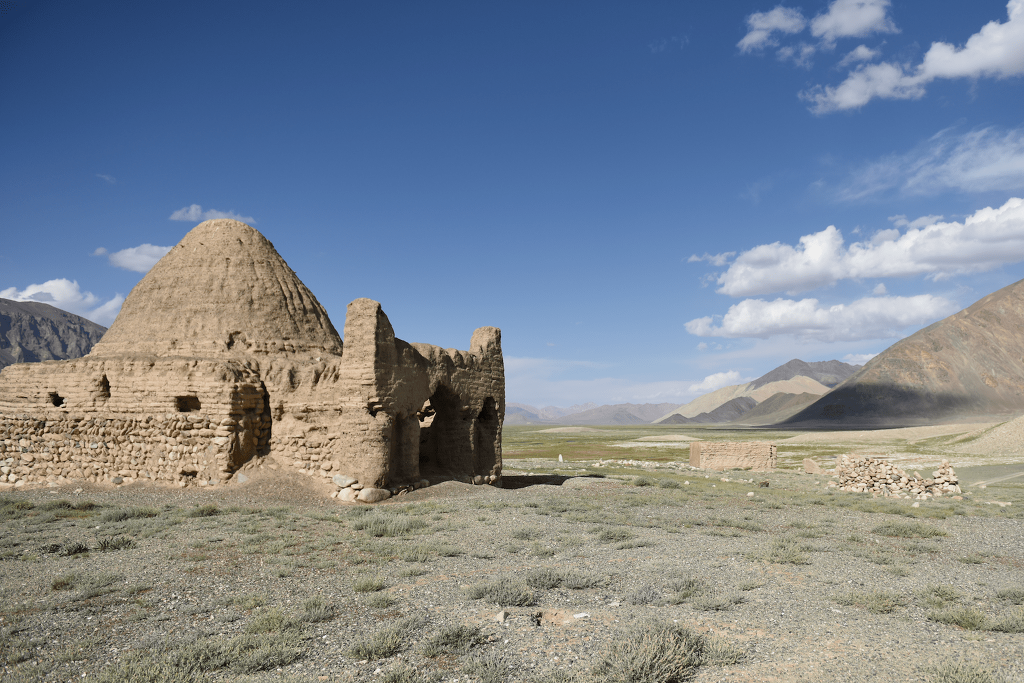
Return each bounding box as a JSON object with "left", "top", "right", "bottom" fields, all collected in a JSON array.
[{"left": 90, "top": 220, "right": 343, "bottom": 359}]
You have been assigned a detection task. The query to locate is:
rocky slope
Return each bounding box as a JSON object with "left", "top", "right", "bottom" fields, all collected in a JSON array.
[
  {"left": 0, "top": 298, "right": 106, "bottom": 369},
  {"left": 786, "top": 277, "right": 1024, "bottom": 427}
]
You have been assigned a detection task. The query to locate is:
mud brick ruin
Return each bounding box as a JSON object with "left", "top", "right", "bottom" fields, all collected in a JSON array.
[
  {"left": 0, "top": 220, "right": 505, "bottom": 500},
  {"left": 689, "top": 441, "right": 777, "bottom": 472}
]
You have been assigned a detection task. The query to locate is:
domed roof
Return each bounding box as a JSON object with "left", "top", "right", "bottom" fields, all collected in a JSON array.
[{"left": 90, "top": 220, "right": 343, "bottom": 359}]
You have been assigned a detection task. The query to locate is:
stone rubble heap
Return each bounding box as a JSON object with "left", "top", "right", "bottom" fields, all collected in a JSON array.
[{"left": 831, "top": 455, "right": 961, "bottom": 499}]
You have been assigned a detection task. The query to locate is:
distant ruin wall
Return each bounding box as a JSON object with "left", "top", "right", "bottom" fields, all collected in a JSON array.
[{"left": 689, "top": 441, "right": 776, "bottom": 471}]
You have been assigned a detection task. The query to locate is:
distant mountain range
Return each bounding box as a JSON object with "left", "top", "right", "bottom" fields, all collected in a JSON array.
[
  {"left": 509, "top": 359, "right": 860, "bottom": 426},
  {"left": 0, "top": 298, "right": 106, "bottom": 370}
]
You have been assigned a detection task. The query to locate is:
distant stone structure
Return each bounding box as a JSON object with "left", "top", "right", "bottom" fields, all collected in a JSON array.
[
  {"left": 689, "top": 441, "right": 776, "bottom": 471},
  {"left": 0, "top": 220, "right": 505, "bottom": 499},
  {"left": 830, "top": 455, "right": 960, "bottom": 499}
]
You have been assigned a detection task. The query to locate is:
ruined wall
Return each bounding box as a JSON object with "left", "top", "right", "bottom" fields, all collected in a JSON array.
[
  {"left": 261, "top": 299, "right": 505, "bottom": 494},
  {"left": 689, "top": 441, "right": 776, "bottom": 472},
  {"left": 0, "top": 357, "right": 267, "bottom": 487}
]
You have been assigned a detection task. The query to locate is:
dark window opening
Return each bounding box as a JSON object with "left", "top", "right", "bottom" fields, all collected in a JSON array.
[
  {"left": 175, "top": 396, "right": 201, "bottom": 412},
  {"left": 97, "top": 376, "right": 111, "bottom": 400},
  {"left": 48, "top": 392, "right": 65, "bottom": 408}
]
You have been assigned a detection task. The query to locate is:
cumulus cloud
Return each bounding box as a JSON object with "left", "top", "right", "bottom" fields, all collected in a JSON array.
[
  {"left": 872, "top": 282, "right": 887, "bottom": 294},
  {"left": 738, "top": 6, "right": 807, "bottom": 52},
  {"left": 688, "top": 252, "right": 736, "bottom": 267},
  {"left": 685, "top": 294, "right": 957, "bottom": 342},
  {"left": 837, "top": 44, "right": 881, "bottom": 67},
  {"left": 106, "top": 244, "right": 173, "bottom": 273},
  {"left": 169, "top": 204, "right": 255, "bottom": 224},
  {"left": 842, "top": 126, "right": 1024, "bottom": 199},
  {"left": 803, "top": 0, "right": 1024, "bottom": 112},
  {"left": 810, "top": 0, "right": 898, "bottom": 45},
  {"left": 688, "top": 370, "right": 744, "bottom": 393},
  {"left": 714, "top": 197, "right": 1024, "bottom": 297},
  {"left": 889, "top": 214, "right": 944, "bottom": 230},
  {"left": 0, "top": 279, "right": 124, "bottom": 326},
  {"left": 843, "top": 352, "right": 877, "bottom": 364},
  {"left": 777, "top": 43, "right": 817, "bottom": 68}
]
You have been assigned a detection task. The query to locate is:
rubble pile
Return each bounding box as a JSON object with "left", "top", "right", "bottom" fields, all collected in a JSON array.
[{"left": 832, "top": 455, "right": 961, "bottom": 499}]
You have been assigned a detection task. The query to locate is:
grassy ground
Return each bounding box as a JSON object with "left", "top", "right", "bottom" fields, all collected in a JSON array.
[{"left": 2, "top": 439, "right": 1023, "bottom": 682}]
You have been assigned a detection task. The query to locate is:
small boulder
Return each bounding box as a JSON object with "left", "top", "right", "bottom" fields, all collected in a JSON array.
[
  {"left": 333, "top": 474, "right": 358, "bottom": 487},
  {"left": 357, "top": 487, "right": 391, "bottom": 503}
]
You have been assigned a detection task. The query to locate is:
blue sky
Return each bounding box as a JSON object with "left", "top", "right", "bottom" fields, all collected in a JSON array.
[{"left": 2, "top": 1, "right": 1023, "bottom": 408}]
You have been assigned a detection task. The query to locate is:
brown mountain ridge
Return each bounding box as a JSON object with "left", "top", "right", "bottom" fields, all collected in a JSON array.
[{"left": 786, "top": 276, "right": 1024, "bottom": 427}]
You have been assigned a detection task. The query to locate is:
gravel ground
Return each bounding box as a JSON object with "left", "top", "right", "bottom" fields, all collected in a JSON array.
[{"left": 2, "top": 456, "right": 1023, "bottom": 683}]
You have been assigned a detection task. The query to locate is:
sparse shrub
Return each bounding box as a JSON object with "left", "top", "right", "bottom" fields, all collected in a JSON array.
[
  {"left": 931, "top": 659, "right": 1005, "bottom": 683},
  {"left": 667, "top": 577, "right": 708, "bottom": 603},
  {"left": 590, "top": 621, "right": 743, "bottom": 682},
  {"left": 525, "top": 567, "right": 563, "bottom": 590},
  {"left": 917, "top": 585, "right": 962, "bottom": 609},
  {"left": 466, "top": 577, "right": 536, "bottom": 606},
  {"left": 928, "top": 606, "right": 989, "bottom": 630},
  {"left": 226, "top": 594, "right": 266, "bottom": 610},
  {"left": 59, "top": 540, "right": 90, "bottom": 556},
  {"left": 633, "top": 477, "right": 655, "bottom": 487},
  {"left": 561, "top": 571, "right": 606, "bottom": 589},
  {"left": 51, "top": 573, "right": 77, "bottom": 590},
  {"left": 346, "top": 615, "right": 427, "bottom": 660},
  {"left": 959, "top": 553, "right": 986, "bottom": 564},
  {"left": 98, "top": 535, "right": 134, "bottom": 551},
  {"left": 598, "top": 528, "right": 635, "bottom": 543},
  {"left": 834, "top": 590, "right": 908, "bottom": 614},
  {"left": 626, "top": 584, "right": 662, "bottom": 606},
  {"left": 616, "top": 539, "right": 654, "bottom": 550},
  {"left": 76, "top": 572, "right": 122, "bottom": 600},
  {"left": 996, "top": 588, "right": 1024, "bottom": 605},
  {"left": 737, "top": 581, "right": 763, "bottom": 591},
  {"left": 872, "top": 521, "right": 946, "bottom": 538},
  {"left": 353, "top": 513, "right": 427, "bottom": 537},
  {"left": 187, "top": 504, "right": 220, "bottom": 518},
  {"left": 512, "top": 528, "right": 540, "bottom": 540},
  {"left": 461, "top": 651, "right": 509, "bottom": 683},
  {"left": 102, "top": 507, "right": 158, "bottom": 523},
  {"left": 658, "top": 479, "right": 682, "bottom": 489},
  {"left": 353, "top": 576, "right": 386, "bottom": 593},
  {"left": 530, "top": 542, "right": 556, "bottom": 557},
  {"left": 691, "top": 592, "right": 746, "bottom": 611},
  {"left": 747, "top": 538, "right": 810, "bottom": 565},
  {"left": 420, "top": 625, "right": 484, "bottom": 657},
  {"left": 367, "top": 593, "right": 396, "bottom": 609},
  {"left": 382, "top": 666, "right": 442, "bottom": 683},
  {"left": 987, "top": 608, "right": 1024, "bottom": 634},
  {"left": 301, "top": 597, "right": 336, "bottom": 623}
]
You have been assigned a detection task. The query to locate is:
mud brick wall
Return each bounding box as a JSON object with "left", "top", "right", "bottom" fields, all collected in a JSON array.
[{"left": 690, "top": 441, "right": 777, "bottom": 472}]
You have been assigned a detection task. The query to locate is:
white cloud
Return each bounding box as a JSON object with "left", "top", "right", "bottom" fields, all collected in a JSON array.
[
  {"left": 810, "top": 0, "right": 898, "bottom": 45},
  {"left": 842, "top": 127, "right": 1024, "bottom": 200},
  {"left": 96, "top": 174, "right": 116, "bottom": 184},
  {"left": 689, "top": 370, "right": 744, "bottom": 393},
  {"left": 91, "top": 247, "right": 108, "bottom": 256},
  {"left": 0, "top": 279, "right": 124, "bottom": 326},
  {"left": 688, "top": 252, "right": 736, "bottom": 267},
  {"left": 872, "top": 282, "right": 887, "bottom": 294},
  {"left": 803, "top": 0, "right": 1024, "bottom": 112},
  {"left": 889, "top": 214, "right": 944, "bottom": 230},
  {"left": 837, "top": 44, "right": 880, "bottom": 67},
  {"left": 169, "top": 204, "right": 255, "bottom": 224},
  {"left": 105, "top": 244, "right": 173, "bottom": 273},
  {"left": 738, "top": 6, "right": 807, "bottom": 53},
  {"left": 843, "top": 352, "right": 877, "bottom": 364},
  {"left": 715, "top": 197, "right": 1024, "bottom": 296},
  {"left": 685, "top": 294, "right": 957, "bottom": 342},
  {"left": 777, "top": 43, "right": 816, "bottom": 68}
]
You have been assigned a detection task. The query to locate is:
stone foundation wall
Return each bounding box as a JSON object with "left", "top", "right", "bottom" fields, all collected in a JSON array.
[{"left": 689, "top": 441, "right": 777, "bottom": 471}]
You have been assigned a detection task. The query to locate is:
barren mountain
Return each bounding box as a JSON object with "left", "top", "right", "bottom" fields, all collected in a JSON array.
[
  {"left": 659, "top": 396, "right": 758, "bottom": 424},
  {"left": 728, "top": 392, "right": 821, "bottom": 426},
  {"left": 654, "top": 374, "right": 832, "bottom": 423},
  {"left": 785, "top": 277, "right": 1024, "bottom": 427},
  {"left": 555, "top": 403, "right": 680, "bottom": 426},
  {"left": 0, "top": 298, "right": 106, "bottom": 370},
  {"left": 748, "top": 359, "right": 859, "bottom": 389}
]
